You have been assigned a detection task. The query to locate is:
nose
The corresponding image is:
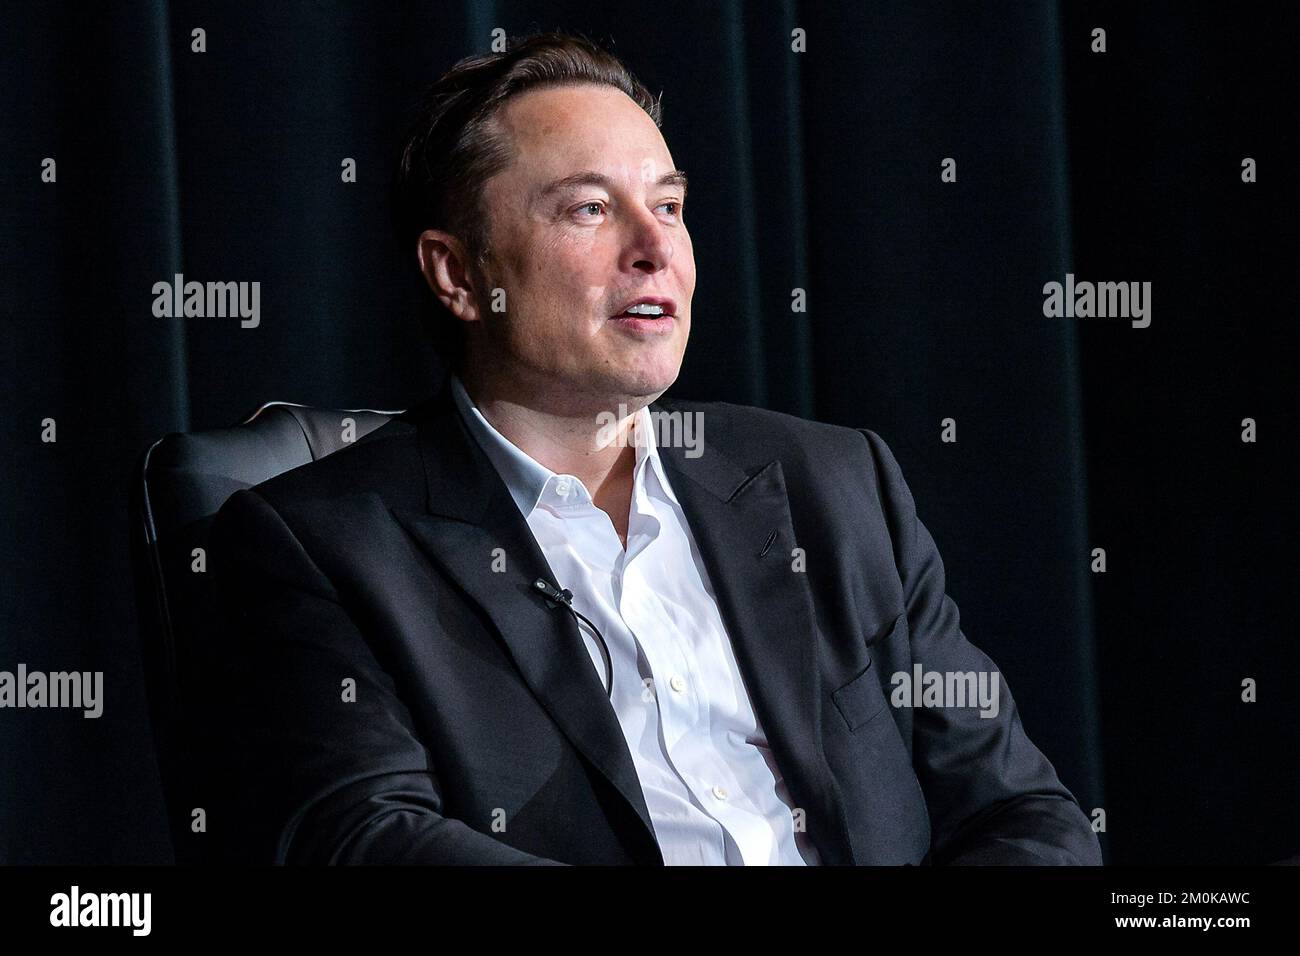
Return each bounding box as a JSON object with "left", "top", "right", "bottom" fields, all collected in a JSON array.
[{"left": 618, "top": 203, "right": 674, "bottom": 275}]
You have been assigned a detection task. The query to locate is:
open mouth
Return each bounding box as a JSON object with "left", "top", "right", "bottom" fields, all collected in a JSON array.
[
  {"left": 609, "top": 309, "right": 675, "bottom": 320},
  {"left": 607, "top": 296, "right": 678, "bottom": 332},
  {"left": 610, "top": 308, "right": 673, "bottom": 317},
  {"left": 609, "top": 296, "right": 677, "bottom": 321},
  {"left": 608, "top": 312, "right": 675, "bottom": 333}
]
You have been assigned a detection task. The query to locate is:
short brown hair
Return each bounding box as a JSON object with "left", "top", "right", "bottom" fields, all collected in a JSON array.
[{"left": 392, "top": 31, "right": 663, "bottom": 368}]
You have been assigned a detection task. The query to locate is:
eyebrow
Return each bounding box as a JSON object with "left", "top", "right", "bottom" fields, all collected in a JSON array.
[{"left": 537, "top": 169, "right": 688, "bottom": 199}]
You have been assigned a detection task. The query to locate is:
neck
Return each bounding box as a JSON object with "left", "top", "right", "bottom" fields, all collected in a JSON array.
[{"left": 457, "top": 367, "right": 647, "bottom": 507}]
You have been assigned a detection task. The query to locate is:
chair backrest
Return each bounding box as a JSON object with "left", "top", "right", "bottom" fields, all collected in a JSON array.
[{"left": 130, "top": 402, "right": 401, "bottom": 863}]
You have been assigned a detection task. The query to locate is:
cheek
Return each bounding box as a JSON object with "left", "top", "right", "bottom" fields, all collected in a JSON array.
[
  {"left": 500, "top": 234, "right": 608, "bottom": 344},
  {"left": 536, "top": 233, "right": 615, "bottom": 322},
  {"left": 533, "top": 230, "right": 601, "bottom": 288},
  {"left": 675, "top": 232, "right": 697, "bottom": 290},
  {"left": 536, "top": 227, "right": 599, "bottom": 266}
]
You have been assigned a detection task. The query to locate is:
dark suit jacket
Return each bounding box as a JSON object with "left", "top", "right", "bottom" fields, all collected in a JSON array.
[{"left": 207, "top": 377, "right": 1102, "bottom": 865}]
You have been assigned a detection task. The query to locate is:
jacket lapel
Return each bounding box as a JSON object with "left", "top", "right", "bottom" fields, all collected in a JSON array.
[
  {"left": 390, "top": 380, "right": 664, "bottom": 864},
  {"left": 654, "top": 417, "right": 856, "bottom": 865}
]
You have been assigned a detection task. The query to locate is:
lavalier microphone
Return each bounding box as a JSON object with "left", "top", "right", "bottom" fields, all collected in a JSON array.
[{"left": 533, "top": 578, "right": 614, "bottom": 699}]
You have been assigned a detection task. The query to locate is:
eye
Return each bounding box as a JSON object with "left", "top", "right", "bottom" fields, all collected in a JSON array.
[
  {"left": 657, "top": 201, "right": 682, "bottom": 217},
  {"left": 574, "top": 201, "right": 606, "bottom": 219}
]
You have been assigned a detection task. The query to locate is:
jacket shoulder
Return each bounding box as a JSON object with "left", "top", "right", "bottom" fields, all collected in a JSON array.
[
  {"left": 654, "top": 393, "right": 885, "bottom": 469},
  {"left": 244, "top": 416, "right": 425, "bottom": 515}
]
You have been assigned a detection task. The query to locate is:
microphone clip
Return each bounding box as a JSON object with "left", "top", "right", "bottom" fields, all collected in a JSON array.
[
  {"left": 532, "top": 578, "right": 613, "bottom": 699},
  {"left": 533, "top": 578, "right": 574, "bottom": 609}
]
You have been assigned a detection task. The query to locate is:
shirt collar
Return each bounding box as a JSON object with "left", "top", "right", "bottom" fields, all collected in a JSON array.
[{"left": 449, "top": 372, "right": 679, "bottom": 519}]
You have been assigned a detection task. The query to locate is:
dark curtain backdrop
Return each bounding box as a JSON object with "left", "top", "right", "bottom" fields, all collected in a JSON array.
[{"left": 2, "top": 0, "right": 1294, "bottom": 864}]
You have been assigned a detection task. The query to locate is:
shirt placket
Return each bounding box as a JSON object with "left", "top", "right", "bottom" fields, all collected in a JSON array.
[{"left": 627, "top": 501, "right": 766, "bottom": 864}]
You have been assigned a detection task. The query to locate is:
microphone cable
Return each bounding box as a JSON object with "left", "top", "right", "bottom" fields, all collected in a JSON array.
[{"left": 533, "top": 578, "right": 614, "bottom": 699}]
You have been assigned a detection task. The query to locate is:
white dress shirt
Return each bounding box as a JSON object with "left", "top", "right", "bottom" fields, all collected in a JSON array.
[{"left": 449, "top": 374, "right": 820, "bottom": 866}]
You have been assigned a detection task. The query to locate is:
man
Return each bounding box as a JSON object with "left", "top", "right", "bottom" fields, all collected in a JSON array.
[{"left": 209, "top": 32, "right": 1101, "bottom": 865}]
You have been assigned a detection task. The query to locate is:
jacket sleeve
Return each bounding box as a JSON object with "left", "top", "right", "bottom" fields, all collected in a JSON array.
[
  {"left": 207, "top": 487, "right": 567, "bottom": 865},
  {"left": 857, "top": 428, "right": 1103, "bottom": 865}
]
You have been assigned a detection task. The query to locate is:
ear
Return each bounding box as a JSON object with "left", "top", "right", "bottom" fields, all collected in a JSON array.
[{"left": 416, "top": 229, "right": 485, "bottom": 324}]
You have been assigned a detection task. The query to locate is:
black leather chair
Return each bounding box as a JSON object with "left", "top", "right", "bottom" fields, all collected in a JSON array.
[{"left": 130, "top": 402, "right": 401, "bottom": 863}]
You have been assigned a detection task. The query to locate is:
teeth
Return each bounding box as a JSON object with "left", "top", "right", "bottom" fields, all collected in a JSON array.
[{"left": 624, "top": 303, "right": 665, "bottom": 316}]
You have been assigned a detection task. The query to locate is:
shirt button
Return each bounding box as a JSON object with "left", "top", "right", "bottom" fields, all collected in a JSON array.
[
  {"left": 711, "top": 785, "right": 729, "bottom": 801},
  {"left": 669, "top": 674, "right": 686, "bottom": 693},
  {"left": 555, "top": 479, "right": 571, "bottom": 497}
]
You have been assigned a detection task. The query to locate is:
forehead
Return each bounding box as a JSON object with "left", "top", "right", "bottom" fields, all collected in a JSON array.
[{"left": 491, "top": 83, "right": 674, "bottom": 188}]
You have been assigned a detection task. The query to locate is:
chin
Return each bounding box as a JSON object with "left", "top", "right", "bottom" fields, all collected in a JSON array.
[
  {"left": 597, "top": 366, "right": 679, "bottom": 400},
  {"left": 581, "top": 341, "right": 684, "bottom": 398}
]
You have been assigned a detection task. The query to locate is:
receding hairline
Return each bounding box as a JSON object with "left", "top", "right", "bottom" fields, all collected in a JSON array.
[{"left": 480, "top": 83, "right": 682, "bottom": 207}]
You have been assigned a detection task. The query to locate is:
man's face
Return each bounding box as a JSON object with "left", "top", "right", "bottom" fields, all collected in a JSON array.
[{"left": 469, "top": 83, "right": 694, "bottom": 407}]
